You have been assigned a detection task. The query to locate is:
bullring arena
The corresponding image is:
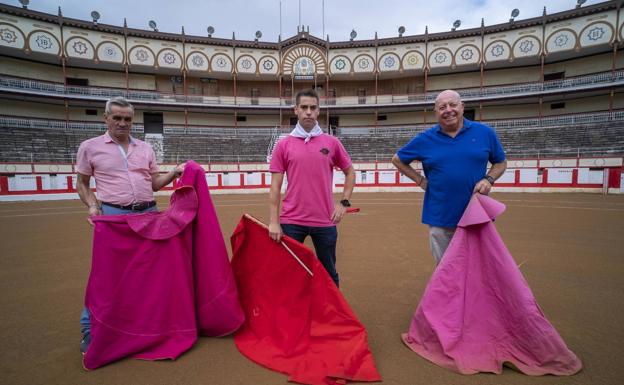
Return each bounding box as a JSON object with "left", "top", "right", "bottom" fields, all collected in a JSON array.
[{"left": 0, "top": 0, "right": 623, "bottom": 384}]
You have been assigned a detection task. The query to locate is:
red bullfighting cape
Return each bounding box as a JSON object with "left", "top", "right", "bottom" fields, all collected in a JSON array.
[
  {"left": 83, "top": 160, "right": 244, "bottom": 370},
  {"left": 231, "top": 214, "right": 381, "bottom": 385},
  {"left": 402, "top": 194, "right": 582, "bottom": 375}
]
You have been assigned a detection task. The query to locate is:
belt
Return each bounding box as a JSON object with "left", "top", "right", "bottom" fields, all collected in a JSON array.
[{"left": 101, "top": 201, "right": 156, "bottom": 211}]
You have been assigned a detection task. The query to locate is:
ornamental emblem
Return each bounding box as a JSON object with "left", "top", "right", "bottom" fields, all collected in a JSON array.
[
  {"left": 0, "top": 28, "right": 17, "bottom": 44},
  {"left": 334, "top": 58, "right": 346, "bottom": 70},
  {"left": 460, "top": 48, "right": 474, "bottom": 61},
  {"left": 216, "top": 57, "right": 227, "bottom": 68},
  {"left": 587, "top": 26, "right": 605, "bottom": 41},
  {"left": 72, "top": 40, "right": 88, "bottom": 55},
  {"left": 490, "top": 44, "right": 505, "bottom": 57},
  {"left": 406, "top": 54, "right": 418, "bottom": 65},
  {"left": 262, "top": 59, "right": 274, "bottom": 71},
  {"left": 163, "top": 52, "right": 176, "bottom": 65},
  {"left": 383, "top": 56, "right": 396, "bottom": 68},
  {"left": 241, "top": 58, "right": 252, "bottom": 70},
  {"left": 35, "top": 34, "right": 53, "bottom": 50},
  {"left": 103, "top": 46, "right": 116, "bottom": 58},
  {"left": 519, "top": 39, "right": 534, "bottom": 54},
  {"left": 554, "top": 34, "right": 569, "bottom": 47},
  {"left": 357, "top": 57, "right": 370, "bottom": 70},
  {"left": 191, "top": 54, "right": 204, "bottom": 67},
  {"left": 135, "top": 49, "right": 149, "bottom": 62},
  {"left": 434, "top": 51, "right": 447, "bottom": 64},
  {"left": 294, "top": 57, "right": 315, "bottom": 76}
]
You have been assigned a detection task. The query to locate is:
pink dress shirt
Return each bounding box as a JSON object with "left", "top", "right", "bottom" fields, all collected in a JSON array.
[{"left": 76, "top": 132, "right": 159, "bottom": 206}]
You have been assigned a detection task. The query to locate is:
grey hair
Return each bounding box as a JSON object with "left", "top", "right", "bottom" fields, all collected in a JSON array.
[{"left": 105, "top": 97, "right": 134, "bottom": 114}]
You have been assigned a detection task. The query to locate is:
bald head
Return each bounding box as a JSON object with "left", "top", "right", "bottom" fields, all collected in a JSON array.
[{"left": 434, "top": 89, "right": 464, "bottom": 134}]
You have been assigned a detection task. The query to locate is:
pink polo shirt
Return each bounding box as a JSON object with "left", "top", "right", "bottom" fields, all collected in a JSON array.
[
  {"left": 76, "top": 132, "right": 159, "bottom": 206},
  {"left": 270, "top": 134, "right": 352, "bottom": 227}
]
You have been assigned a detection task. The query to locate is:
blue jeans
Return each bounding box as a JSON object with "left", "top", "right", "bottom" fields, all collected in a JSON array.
[
  {"left": 80, "top": 203, "right": 158, "bottom": 335},
  {"left": 281, "top": 223, "right": 339, "bottom": 287}
]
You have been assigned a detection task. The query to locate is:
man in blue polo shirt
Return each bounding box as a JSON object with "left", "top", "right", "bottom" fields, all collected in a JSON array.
[{"left": 392, "top": 89, "right": 507, "bottom": 265}]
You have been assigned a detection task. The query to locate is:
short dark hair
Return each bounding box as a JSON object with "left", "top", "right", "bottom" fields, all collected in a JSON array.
[{"left": 295, "top": 89, "right": 319, "bottom": 106}]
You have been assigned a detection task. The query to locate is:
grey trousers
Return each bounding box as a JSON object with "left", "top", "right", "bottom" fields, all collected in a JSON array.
[{"left": 428, "top": 226, "right": 456, "bottom": 265}]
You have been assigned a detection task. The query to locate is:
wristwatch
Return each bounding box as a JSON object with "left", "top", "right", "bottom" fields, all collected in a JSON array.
[
  {"left": 484, "top": 175, "right": 495, "bottom": 185},
  {"left": 339, "top": 199, "right": 351, "bottom": 207}
]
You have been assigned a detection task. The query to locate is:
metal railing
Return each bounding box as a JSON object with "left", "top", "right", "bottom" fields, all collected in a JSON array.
[
  {"left": 0, "top": 115, "right": 144, "bottom": 132},
  {"left": 2, "top": 69, "right": 624, "bottom": 107}
]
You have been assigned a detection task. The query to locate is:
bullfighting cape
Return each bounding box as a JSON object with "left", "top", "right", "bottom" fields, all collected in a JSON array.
[
  {"left": 402, "top": 194, "right": 582, "bottom": 375},
  {"left": 231, "top": 214, "right": 381, "bottom": 385},
  {"left": 83, "top": 160, "right": 244, "bottom": 370}
]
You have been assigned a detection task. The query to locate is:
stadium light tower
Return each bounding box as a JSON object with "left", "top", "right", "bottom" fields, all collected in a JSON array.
[
  {"left": 576, "top": 0, "right": 587, "bottom": 8},
  {"left": 18, "top": 0, "right": 29, "bottom": 9},
  {"left": 510, "top": 8, "right": 520, "bottom": 23},
  {"left": 255, "top": 30, "right": 262, "bottom": 42},
  {"left": 451, "top": 20, "right": 461, "bottom": 32},
  {"left": 350, "top": 29, "right": 357, "bottom": 41},
  {"left": 148, "top": 20, "right": 158, "bottom": 32},
  {"left": 398, "top": 26, "right": 405, "bottom": 37},
  {"left": 207, "top": 26, "right": 215, "bottom": 38}
]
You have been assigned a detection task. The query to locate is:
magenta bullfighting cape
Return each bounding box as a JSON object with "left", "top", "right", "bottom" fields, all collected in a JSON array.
[
  {"left": 231, "top": 214, "right": 381, "bottom": 385},
  {"left": 83, "top": 161, "right": 244, "bottom": 370},
  {"left": 402, "top": 194, "right": 582, "bottom": 375}
]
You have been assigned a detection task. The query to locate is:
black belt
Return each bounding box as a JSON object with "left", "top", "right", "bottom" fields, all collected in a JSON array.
[{"left": 101, "top": 201, "right": 156, "bottom": 211}]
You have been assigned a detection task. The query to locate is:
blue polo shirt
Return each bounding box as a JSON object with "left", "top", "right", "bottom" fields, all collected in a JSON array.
[{"left": 397, "top": 119, "right": 505, "bottom": 227}]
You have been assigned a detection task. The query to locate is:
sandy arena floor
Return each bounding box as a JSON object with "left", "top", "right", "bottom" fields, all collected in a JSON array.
[{"left": 1, "top": 192, "right": 623, "bottom": 385}]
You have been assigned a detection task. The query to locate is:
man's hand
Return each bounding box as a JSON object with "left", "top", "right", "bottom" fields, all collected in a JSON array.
[
  {"left": 473, "top": 178, "right": 492, "bottom": 195},
  {"left": 331, "top": 202, "right": 348, "bottom": 224},
  {"left": 268, "top": 221, "right": 283, "bottom": 242},
  {"left": 173, "top": 162, "right": 186, "bottom": 177},
  {"left": 419, "top": 178, "right": 428, "bottom": 191},
  {"left": 86, "top": 205, "right": 101, "bottom": 226}
]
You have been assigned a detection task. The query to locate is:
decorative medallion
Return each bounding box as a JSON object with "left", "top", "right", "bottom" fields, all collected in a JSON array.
[
  {"left": 215, "top": 57, "right": 227, "bottom": 68},
  {"left": 294, "top": 57, "right": 315, "bottom": 76},
  {"left": 163, "top": 52, "right": 176, "bottom": 65},
  {"left": 241, "top": 58, "right": 252, "bottom": 69},
  {"left": 35, "top": 34, "right": 53, "bottom": 50},
  {"left": 104, "top": 46, "right": 116, "bottom": 58},
  {"left": 587, "top": 26, "right": 605, "bottom": 41},
  {"left": 334, "top": 58, "right": 346, "bottom": 70},
  {"left": 262, "top": 59, "right": 274, "bottom": 71},
  {"left": 519, "top": 39, "right": 534, "bottom": 54},
  {"left": 554, "top": 34, "right": 569, "bottom": 47},
  {"left": 406, "top": 54, "right": 418, "bottom": 65},
  {"left": 0, "top": 28, "right": 17, "bottom": 44},
  {"left": 191, "top": 54, "right": 204, "bottom": 67},
  {"left": 135, "top": 48, "right": 149, "bottom": 62},
  {"left": 460, "top": 48, "right": 474, "bottom": 61},
  {"left": 490, "top": 44, "right": 505, "bottom": 57},
  {"left": 434, "top": 51, "right": 447, "bottom": 64},
  {"left": 72, "top": 40, "right": 88, "bottom": 55},
  {"left": 383, "top": 56, "right": 396, "bottom": 68},
  {"left": 357, "top": 57, "right": 370, "bottom": 70}
]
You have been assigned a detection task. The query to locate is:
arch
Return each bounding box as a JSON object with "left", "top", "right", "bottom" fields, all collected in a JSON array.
[
  {"left": 401, "top": 50, "right": 425, "bottom": 70},
  {"left": 65, "top": 36, "right": 96, "bottom": 60},
  {"left": 511, "top": 35, "right": 542, "bottom": 59},
  {"left": 484, "top": 40, "right": 512, "bottom": 63},
  {"left": 128, "top": 45, "right": 156, "bottom": 66},
  {"left": 210, "top": 53, "right": 234, "bottom": 73},
  {"left": 329, "top": 55, "right": 352, "bottom": 75},
  {"left": 545, "top": 28, "right": 578, "bottom": 54},
  {"left": 282, "top": 44, "right": 326, "bottom": 75},
  {"left": 352, "top": 54, "right": 375, "bottom": 73},
  {"left": 26, "top": 29, "right": 61, "bottom": 55},
  {"left": 95, "top": 40, "right": 125, "bottom": 63},
  {"left": 454, "top": 43, "right": 481, "bottom": 66},
  {"left": 378, "top": 52, "right": 401, "bottom": 72},
  {"left": 257, "top": 55, "right": 279, "bottom": 74},
  {"left": 156, "top": 48, "right": 183, "bottom": 69},
  {"left": 186, "top": 51, "right": 210, "bottom": 71},
  {"left": 236, "top": 54, "right": 258, "bottom": 73},
  {"left": 579, "top": 21, "right": 615, "bottom": 47},
  {"left": 0, "top": 23, "right": 26, "bottom": 49},
  {"left": 428, "top": 47, "right": 453, "bottom": 68}
]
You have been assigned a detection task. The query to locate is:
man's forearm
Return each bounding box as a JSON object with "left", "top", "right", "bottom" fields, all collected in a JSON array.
[
  {"left": 341, "top": 167, "right": 355, "bottom": 200},
  {"left": 391, "top": 154, "right": 425, "bottom": 185},
  {"left": 487, "top": 160, "right": 507, "bottom": 181}
]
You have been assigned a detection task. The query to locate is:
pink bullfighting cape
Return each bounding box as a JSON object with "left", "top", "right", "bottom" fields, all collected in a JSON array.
[
  {"left": 402, "top": 194, "right": 582, "bottom": 376},
  {"left": 83, "top": 160, "right": 244, "bottom": 370},
  {"left": 231, "top": 214, "right": 381, "bottom": 385}
]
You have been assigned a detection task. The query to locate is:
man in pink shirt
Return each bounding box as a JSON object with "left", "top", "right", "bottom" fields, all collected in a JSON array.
[
  {"left": 75, "top": 97, "right": 183, "bottom": 354},
  {"left": 268, "top": 89, "right": 355, "bottom": 287}
]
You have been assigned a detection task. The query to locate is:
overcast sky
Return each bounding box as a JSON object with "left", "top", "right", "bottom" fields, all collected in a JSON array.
[{"left": 2, "top": 0, "right": 606, "bottom": 42}]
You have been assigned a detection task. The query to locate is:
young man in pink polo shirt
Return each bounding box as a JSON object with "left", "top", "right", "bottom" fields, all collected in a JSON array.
[
  {"left": 268, "top": 89, "right": 355, "bottom": 287},
  {"left": 75, "top": 97, "right": 184, "bottom": 354}
]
